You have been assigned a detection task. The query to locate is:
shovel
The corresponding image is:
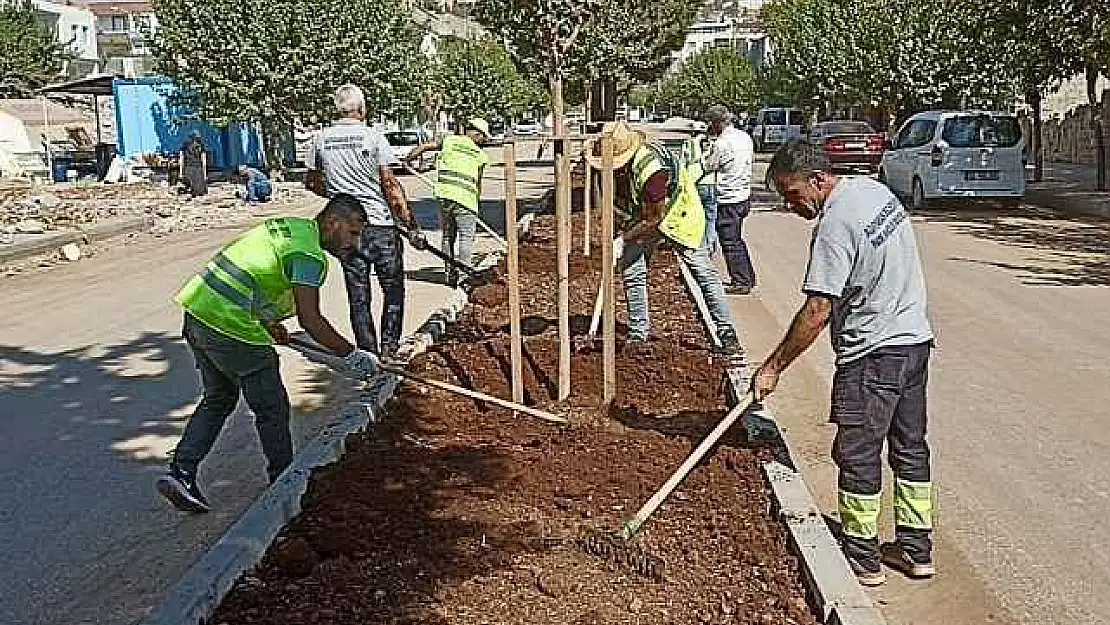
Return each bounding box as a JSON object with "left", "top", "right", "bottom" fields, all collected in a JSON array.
[
  {"left": 582, "top": 392, "right": 756, "bottom": 579},
  {"left": 391, "top": 226, "right": 499, "bottom": 285},
  {"left": 286, "top": 335, "right": 566, "bottom": 425}
]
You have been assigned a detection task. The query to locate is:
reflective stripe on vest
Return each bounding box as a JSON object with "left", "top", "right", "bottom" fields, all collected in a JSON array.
[
  {"left": 838, "top": 489, "right": 881, "bottom": 539},
  {"left": 894, "top": 479, "right": 934, "bottom": 530},
  {"left": 175, "top": 217, "right": 327, "bottom": 344},
  {"left": 434, "top": 135, "right": 488, "bottom": 212},
  {"left": 628, "top": 144, "right": 706, "bottom": 249}
]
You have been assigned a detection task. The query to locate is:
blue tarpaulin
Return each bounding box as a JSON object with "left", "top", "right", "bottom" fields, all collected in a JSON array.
[{"left": 112, "top": 77, "right": 266, "bottom": 170}]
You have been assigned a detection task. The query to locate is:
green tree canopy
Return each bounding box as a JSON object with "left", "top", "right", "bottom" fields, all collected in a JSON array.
[
  {"left": 152, "top": 0, "right": 426, "bottom": 165},
  {"left": 653, "top": 47, "right": 761, "bottom": 117},
  {"left": 0, "top": 1, "right": 72, "bottom": 97},
  {"left": 429, "top": 36, "right": 547, "bottom": 123}
]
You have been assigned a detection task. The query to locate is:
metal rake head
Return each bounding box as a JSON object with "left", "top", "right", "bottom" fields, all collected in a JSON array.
[{"left": 579, "top": 531, "right": 666, "bottom": 581}]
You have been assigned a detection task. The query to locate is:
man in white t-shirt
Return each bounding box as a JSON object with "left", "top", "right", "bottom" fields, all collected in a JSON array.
[
  {"left": 752, "top": 139, "right": 936, "bottom": 587},
  {"left": 703, "top": 105, "right": 756, "bottom": 294},
  {"left": 306, "top": 84, "right": 426, "bottom": 359}
]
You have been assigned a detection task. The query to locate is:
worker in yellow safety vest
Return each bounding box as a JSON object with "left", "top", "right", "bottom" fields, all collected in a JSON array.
[
  {"left": 156, "top": 194, "right": 380, "bottom": 514},
  {"left": 405, "top": 118, "right": 491, "bottom": 287},
  {"left": 584, "top": 121, "right": 741, "bottom": 355},
  {"left": 680, "top": 121, "right": 719, "bottom": 254}
]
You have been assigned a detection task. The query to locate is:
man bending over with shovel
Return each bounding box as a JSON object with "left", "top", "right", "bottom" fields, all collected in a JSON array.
[
  {"left": 157, "top": 195, "right": 380, "bottom": 513},
  {"left": 583, "top": 122, "right": 740, "bottom": 355}
]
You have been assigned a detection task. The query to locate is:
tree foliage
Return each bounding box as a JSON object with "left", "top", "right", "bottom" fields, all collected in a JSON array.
[
  {"left": 640, "top": 47, "right": 760, "bottom": 117},
  {"left": 429, "top": 36, "right": 547, "bottom": 122},
  {"left": 0, "top": 1, "right": 72, "bottom": 97},
  {"left": 761, "top": 0, "right": 1021, "bottom": 118},
  {"left": 152, "top": 0, "right": 426, "bottom": 163},
  {"left": 473, "top": 0, "right": 699, "bottom": 119}
]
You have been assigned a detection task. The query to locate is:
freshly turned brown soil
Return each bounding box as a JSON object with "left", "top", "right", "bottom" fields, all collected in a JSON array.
[{"left": 212, "top": 216, "right": 819, "bottom": 625}]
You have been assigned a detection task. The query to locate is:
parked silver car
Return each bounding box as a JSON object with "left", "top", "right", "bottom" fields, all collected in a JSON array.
[{"left": 880, "top": 110, "right": 1025, "bottom": 208}]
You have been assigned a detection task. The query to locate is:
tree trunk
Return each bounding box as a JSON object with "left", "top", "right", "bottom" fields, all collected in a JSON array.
[
  {"left": 1028, "top": 88, "right": 1044, "bottom": 183},
  {"left": 589, "top": 77, "right": 619, "bottom": 122},
  {"left": 261, "top": 119, "right": 286, "bottom": 180},
  {"left": 1088, "top": 65, "right": 1106, "bottom": 191}
]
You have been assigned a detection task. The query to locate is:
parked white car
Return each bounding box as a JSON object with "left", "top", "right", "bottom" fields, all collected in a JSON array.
[
  {"left": 385, "top": 129, "right": 435, "bottom": 172},
  {"left": 750, "top": 107, "right": 806, "bottom": 152},
  {"left": 879, "top": 110, "right": 1025, "bottom": 209},
  {"left": 513, "top": 119, "right": 542, "bottom": 135}
]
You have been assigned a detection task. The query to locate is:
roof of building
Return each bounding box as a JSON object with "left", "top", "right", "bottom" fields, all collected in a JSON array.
[
  {"left": 74, "top": 0, "right": 153, "bottom": 16},
  {"left": 0, "top": 99, "right": 91, "bottom": 126}
]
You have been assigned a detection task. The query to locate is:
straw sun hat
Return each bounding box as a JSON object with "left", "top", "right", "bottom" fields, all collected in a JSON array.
[{"left": 583, "top": 121, "right": 646, "bottom": 170}]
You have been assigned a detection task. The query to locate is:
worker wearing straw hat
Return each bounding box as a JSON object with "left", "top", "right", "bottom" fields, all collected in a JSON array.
[{"left": 584, "top": 122, "right": 740, "bottom": 355}]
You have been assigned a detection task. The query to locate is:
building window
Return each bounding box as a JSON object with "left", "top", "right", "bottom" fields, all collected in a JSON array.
[{"left": 110, "top": 15, "right": 129, "bottom": 32}]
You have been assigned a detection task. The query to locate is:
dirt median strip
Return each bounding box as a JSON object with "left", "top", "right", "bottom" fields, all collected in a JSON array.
[
  {"left": 205, "top": 216, "right": 821, "bottom": 625},
  {"left": 0, "top": 215, "right": 155, "bottom": 263}
]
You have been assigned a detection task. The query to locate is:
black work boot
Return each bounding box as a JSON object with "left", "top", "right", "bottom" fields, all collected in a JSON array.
[{"left": 156, "top": 465, "right": 211, "bottom": 513}]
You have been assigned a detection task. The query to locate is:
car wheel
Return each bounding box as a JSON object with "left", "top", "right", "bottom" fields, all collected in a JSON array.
[{"left": 911, "top": 177, "right": 929, "bottom": 210}]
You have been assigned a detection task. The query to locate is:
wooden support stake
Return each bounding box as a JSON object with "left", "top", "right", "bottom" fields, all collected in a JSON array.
[
  {"left": 504, "top": 141, "right": 524, "bottom": 406},
  {"left": 583, "top": 162, "right": 592, "bottom": 257},
  {"left": 600, "top": 135, "right": 616, "bottom": 405},
  {"left": 555, "top": 135, "right": 572, "bottom": 401}
]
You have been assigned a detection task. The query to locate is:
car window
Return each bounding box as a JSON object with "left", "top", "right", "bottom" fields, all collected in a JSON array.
[
  {"left": 942, "top": 115, "right": 1021, "bottom": 148},
  {"left": 788, "top": 110, "right": 805, "bottom": 126},
  {"left": 895, "top": 121, "right": 916, "bottom": 148},
  {"left": 385, "top": 132, "right": 421, "bottom": 146},
  {"left": 899, "top": 120, "right": 937, "bottom": 149},
  {"left": 822, "top": 121, "right": 873, "bottom": 135},
  {"left": 764, "top": 109, "right": 787, "bottom": 125}
]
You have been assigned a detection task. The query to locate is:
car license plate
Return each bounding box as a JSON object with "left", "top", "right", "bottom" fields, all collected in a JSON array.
[
  {"left": 846, "top": 142, "right": 865, "bottom": 149},
  {"left": 965, "top": 170, "right": 1000, "bottom": 181}
]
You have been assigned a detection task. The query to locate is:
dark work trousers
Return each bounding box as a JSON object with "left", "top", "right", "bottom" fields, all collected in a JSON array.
[
  {"left": 172, "top": 313, "right": 292, "bottom": 482},
  {"left": 342, "top": 225, "right": 406, "bottom": 355},
  {"left": 715, "top": 199, "right": 756, "bottom": 288},
  {"left": 832, "top": 341, "right": 934, "bottom": 568}
]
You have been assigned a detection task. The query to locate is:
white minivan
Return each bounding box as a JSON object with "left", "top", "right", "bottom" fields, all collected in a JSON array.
[
  {"left": 750, "top": 107, "right": 806, "bottom": 152},
  {"left": 879, "top": 110, "right": 1025, "bottom": 208}
]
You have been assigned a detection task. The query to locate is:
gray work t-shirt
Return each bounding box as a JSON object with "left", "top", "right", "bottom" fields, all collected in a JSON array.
[
  {"left": 306, "top": 120, "right": 397, "bottom": 226},
  {"left": 803, "top": 176, "right": 934, "bottom": 364}
]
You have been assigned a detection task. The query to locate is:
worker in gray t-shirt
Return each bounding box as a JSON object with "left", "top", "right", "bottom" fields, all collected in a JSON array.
[
  {"left": 753, "top": 139, "right": 937, "bottom": 587},
  {"left": 306, "top": 84, "right": 426, "bottom": 359}
]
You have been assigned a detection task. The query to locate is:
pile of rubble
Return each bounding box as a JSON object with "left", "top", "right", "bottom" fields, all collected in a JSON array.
[{"left": 0, "top": 182, "right": 319, "bottom": 240}]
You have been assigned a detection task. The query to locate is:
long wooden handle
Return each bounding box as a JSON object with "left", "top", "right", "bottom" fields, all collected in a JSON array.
[
  {"left": 382, "top": 364, "right": 565, "bottom": 424},
  {"left": 401, "top": 162, "right": 508, "bottom": 249},
  {"left": 287, "top": 337, "right": 565, "bottom": 425},
  {"left": 587, "top": 280, "right": 604, "bottom": 339},
  {"left": 619, "top": 392, "right": 755, "bottom": 539}
]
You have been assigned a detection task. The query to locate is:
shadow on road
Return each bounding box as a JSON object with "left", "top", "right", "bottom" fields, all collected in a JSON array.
[
  {"left": 0, "top": 332, "right": 358, "bottom": 625},
  {"left": 914, "top": 202, "right": 1110, "bottom": 286}
]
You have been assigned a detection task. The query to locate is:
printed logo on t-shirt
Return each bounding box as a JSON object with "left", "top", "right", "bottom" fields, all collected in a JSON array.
[
  {"left": 864, "top": 198, "right": 908, "bottom": 248},
  {"left": 322, "top": 134, "right": 365, "bottom": 151}
]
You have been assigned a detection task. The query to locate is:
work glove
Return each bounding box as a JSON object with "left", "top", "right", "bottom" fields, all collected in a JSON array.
[
  {"left": 343, "top": 348, "right": 380, "bottom": 378},
  {"left": 612, "top": 236, "right": 625, "bottom": 268},
  {"left": 407, "top": 228, "right": 429, "bottom": 251}
]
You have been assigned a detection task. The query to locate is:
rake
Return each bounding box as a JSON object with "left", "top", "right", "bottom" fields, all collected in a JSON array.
[{"left": 581, "top": 392, "right": 755, "bottom": 579}]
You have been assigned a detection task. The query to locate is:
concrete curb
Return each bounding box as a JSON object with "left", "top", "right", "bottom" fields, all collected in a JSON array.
[
  {"left": 674, "top": 255, "right": 886, "bottom": 625},
  {"left": 0, "top": 215, "right": 154, "bottom": 263},
  {"left": 138, "top": 251, "right": 504, "bottom": 625}
]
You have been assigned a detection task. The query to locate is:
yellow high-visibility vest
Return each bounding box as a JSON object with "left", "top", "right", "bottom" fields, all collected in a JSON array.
[
  {"left": 434, "top": 135, "right": 489, "bottom": 212},
  {"left": 175, "top": 218, "right": 327, "bottom": 344},
  {"left": 628, "top": 143, "right": 706, "bottom": 249}
]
